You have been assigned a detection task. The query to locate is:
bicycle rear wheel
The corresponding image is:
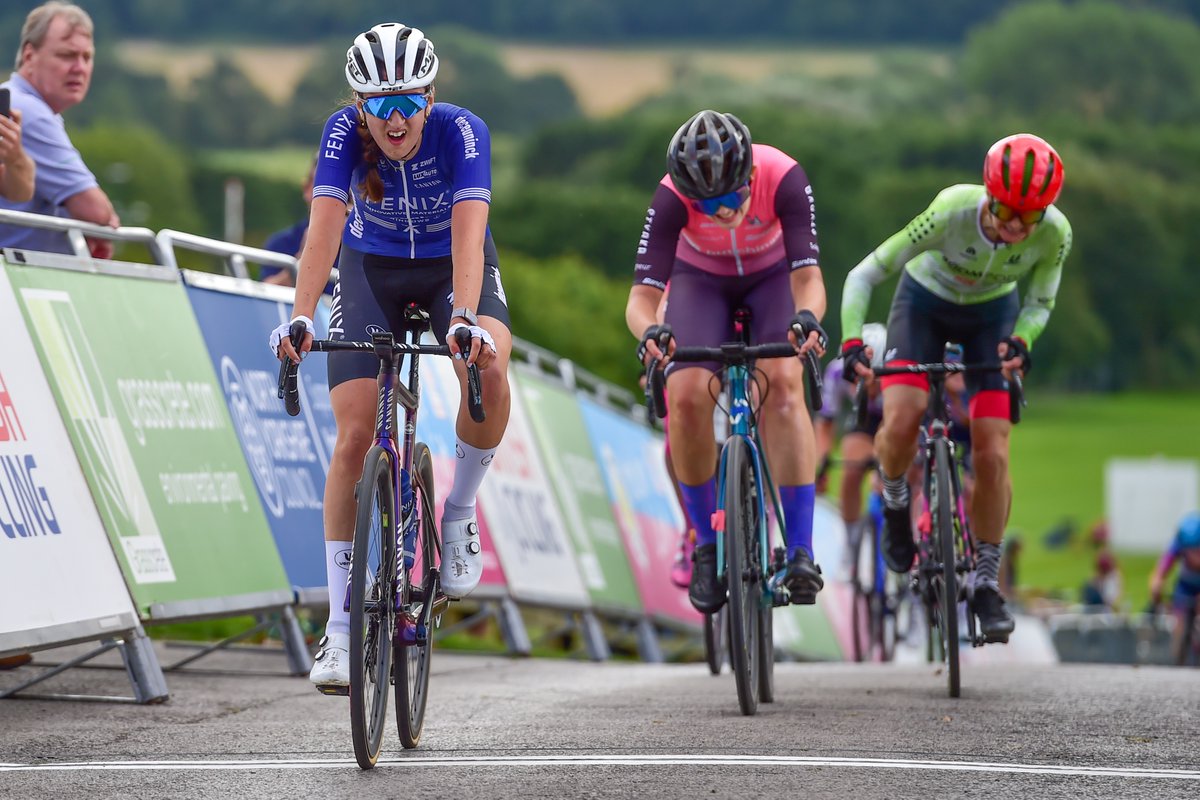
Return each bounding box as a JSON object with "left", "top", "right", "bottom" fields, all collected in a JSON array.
[
  {"left": 931, "top": 439, "right": 960, "bottom": 697},
  {"left": 757, "top": 597, "right": 775, "bottom": 703},
  {"left": 396, "top": 442, "right": 437, "bottom": 748},
  {"left": 724, "top": 436, "right": 761, "bottom": 716},
  {"left": 848, "top": 520, "right": 873, "bottom": 662},
  {"left": 1175, "top": 602, "right": 1198, "bottom": 667},
  {"left": 703, "top": 607, "right": 726, "bottom": 675},
  {"left": 349, "top": 446, "right": 396, "bottom": 769}
]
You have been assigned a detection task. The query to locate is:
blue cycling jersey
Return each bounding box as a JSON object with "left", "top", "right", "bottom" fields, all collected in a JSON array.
[
  {"left": 312, "top": 102, "right": 492, "bottom": 260},
  {"left": 1169, "top": 513, "right": 1200, "bottom": 588}
]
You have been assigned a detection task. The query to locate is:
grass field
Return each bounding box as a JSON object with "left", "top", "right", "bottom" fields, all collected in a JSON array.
[
  {"left": 116, "top": 40, "right": 950, "bottom": 119},
  {"left": 1008, "top": 392, "right": 1199, "bottom": 612},
  {"left": 822, "top": 392, "right": 1199, "bottom": 613}
]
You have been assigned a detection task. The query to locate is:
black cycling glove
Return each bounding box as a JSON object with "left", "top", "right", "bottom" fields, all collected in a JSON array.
[
  {"left": 1001, "top": 335, "right": 1032, "bottom": 373},
  {"left": 637, "top": 323, "right": 674, "bottom": 365},
  {"left": 789, "top": 310, "right": 827, "bottom": 350},
  {"left": 840, "top": 339, "right": 870, "bottom": 382}
]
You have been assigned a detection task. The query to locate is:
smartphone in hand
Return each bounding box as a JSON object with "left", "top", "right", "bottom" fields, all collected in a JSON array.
[{"left": 0, "top": 87, "right": 10, "bottom": 118}]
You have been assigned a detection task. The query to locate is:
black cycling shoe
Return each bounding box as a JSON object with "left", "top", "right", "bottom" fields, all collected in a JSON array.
[
  {"left": 973, "top": 584, "right": 1016, "bottom": 643},
  {"left": 881, "top": 504, "right": 917, "bottom": 573},
  {"left": 688, "top": 544, "right": 725, "bottom": 613},
  {"left": 782, "top": 549, "right": 824, "bottom": 605}
]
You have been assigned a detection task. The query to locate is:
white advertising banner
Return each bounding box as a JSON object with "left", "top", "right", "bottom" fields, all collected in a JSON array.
[
  {"left": 421, "top": 354, "right": 589, "bottom": 608},
  {"left": 1106, "top": 458, "right": 1199, "bottom": 553},
  {"left": 0, "top": 266, "right": 137, "bottom": 653}
]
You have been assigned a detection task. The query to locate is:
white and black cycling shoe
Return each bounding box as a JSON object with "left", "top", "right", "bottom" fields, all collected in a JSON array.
[
  {"left": 440, "top": 515, "right": 483, "bottom": 599},
  {"left": 309, "top": 633, "right": 350, "bottom": 695}
]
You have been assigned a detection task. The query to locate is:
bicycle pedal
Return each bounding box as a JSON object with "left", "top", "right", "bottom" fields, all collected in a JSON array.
[
  {"left": 789, "top": 591, "right": 818, "bottom": 606},
  {"left": 315, "top": 684, "right": 350, "bottom": 697}
]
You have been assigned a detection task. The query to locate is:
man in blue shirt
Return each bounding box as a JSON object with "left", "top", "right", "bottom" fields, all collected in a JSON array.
[
  {"left": 0, "top": 3, "right": 118, "bottom": 257},
  {"left": 261, "top": 158, "right": 336, "bottom": 295}
]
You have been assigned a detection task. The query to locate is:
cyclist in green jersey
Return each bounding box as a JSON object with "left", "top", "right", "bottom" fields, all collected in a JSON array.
[{"left": 839, "top": 133, "right": 1072, "bottom": 642}]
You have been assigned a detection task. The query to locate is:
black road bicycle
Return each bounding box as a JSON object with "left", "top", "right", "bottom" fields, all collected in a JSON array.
[{"left": 859, "top": 353, "right": 1021, "bottom": 697}]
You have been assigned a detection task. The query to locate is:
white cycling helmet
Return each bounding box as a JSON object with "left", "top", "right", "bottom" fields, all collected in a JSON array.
[
  {"left": 862, "top": 323, "right": 888, "bottom": 368},
  {"left": 345, "top": 23, "right": 438, "bottom": 94}
]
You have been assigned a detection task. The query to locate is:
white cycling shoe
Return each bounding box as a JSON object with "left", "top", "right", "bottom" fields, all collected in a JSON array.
[
  {"left": 440, "top": 515, "right": 483, "bottom": 599},
  {"left": 309, "top": 632, "right": 350, "bottom": 691}
]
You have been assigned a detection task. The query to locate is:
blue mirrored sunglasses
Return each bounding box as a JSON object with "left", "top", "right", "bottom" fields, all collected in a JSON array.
[
  {"left": 361, "top": 93, "right": 429, "bottom": 121},
  {"left": 691, "top": 184, "right": 751, "bottom": 216}
]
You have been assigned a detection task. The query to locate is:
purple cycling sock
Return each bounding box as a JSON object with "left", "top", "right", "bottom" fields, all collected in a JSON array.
[
  {"left": 679, "top": 479, "right": 718, "bottom": 548},
  {"left": 781, "top": 484, "right": 816, "bottom": 560}
]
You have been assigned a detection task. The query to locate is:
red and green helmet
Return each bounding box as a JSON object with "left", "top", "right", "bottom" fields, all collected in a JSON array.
[{"left": 983, "top": 133, "right": 1064, "bottom": 211}]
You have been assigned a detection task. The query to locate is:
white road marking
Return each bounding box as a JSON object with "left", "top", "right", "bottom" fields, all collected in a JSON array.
[{"left": 1, "top": 754, "right": 1197, "bottom": 780}]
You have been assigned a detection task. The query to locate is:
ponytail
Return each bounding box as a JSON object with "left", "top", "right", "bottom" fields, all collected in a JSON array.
[{"left": 355, "top": 114, "right": 385, "bottom": 205}]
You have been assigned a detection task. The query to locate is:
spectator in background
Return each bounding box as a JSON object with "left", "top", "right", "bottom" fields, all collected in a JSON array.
[
  {"left": 0, "top": 106, "right": 36, "bottom": 202},
  {"left": 1081, "top": 550, "right": 1122, "bottom": 611},
  {"left": 0, "top": 2, "right": 118, "bottom": 257},
  {"left": 998, "top": 534, "right": 1022, "bottom": 601},
  {"left": 260, "top": 157, "right": 335, "bottom": 295}
]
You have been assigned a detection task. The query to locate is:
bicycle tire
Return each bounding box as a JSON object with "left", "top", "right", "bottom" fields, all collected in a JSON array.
[
  {"left": 724, "top": 436, "right": 760, "bottom": 716},
  {"left": 867, "top": 514, "right": 894, "bottom": 661},
  {"left": 396, "top": 442, "right": 437, "bottom": 748},
  {"left": 703, "top": 608, "right": 726, "bottom": 675},
  {"left": 757, "top": 597, "right": 775, "bottom": 703},
  {"left": 1176, "top": 602, "right": 1198, "bottom": 667},
  {"left": 349, "top": 446, "right": 396, "bottom": 769},
  {"left": 932, "top": 438, "right": 961, "bottom": 697},
  {"left": 848, "top": 521, "right": 872, "bottom": 662}
]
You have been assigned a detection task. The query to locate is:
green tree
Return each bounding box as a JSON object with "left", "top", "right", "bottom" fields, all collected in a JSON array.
[
  {"left": 962, "top": 1, "right": 1200, "bottom": 125},
  {"left": 182, "top": 58, "right": 279, "bottom": 147},
  {"left": 499, "top": 249, "right": 638, "bottom": 388},
  {"left": 72, "top": 123, "right": 202, "bottom": 233}
]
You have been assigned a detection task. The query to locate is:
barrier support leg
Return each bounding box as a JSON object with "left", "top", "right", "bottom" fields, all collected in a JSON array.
[
  {"left": 635, "top": 618, "right": 664, "bottom": 663},
  {"left": 0, "top": 625, "right": 169, "bottom": 704},
  {"left": 580, "top": 610, "right": 611, "bottom": 662}
]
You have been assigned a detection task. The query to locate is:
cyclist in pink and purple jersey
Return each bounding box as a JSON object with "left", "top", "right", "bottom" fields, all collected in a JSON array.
[{"left": 625, "top": 110, "right": 828, "bottom": 613}]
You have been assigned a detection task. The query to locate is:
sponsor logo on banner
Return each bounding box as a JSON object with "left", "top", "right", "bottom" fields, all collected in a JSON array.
[
  {"left": 19, "top": 289, "right": 176, "bottom": 584},
  {"left": 0, "top": 369, "right": 62, "bottom": 540},
  {"left": 220, "top": 357, "right": 322, "bottom": 518}
]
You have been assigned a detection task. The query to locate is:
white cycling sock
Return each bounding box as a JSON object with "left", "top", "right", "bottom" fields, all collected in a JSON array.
[
  {"left": 324, "top": 540, "right": 352, "bottom": 636},
  {"left": 445, "top": 438, "right": 497, "bottom": 519}
]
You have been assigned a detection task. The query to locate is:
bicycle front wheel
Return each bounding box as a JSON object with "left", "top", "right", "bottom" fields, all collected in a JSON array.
[
  {"left": 931, "top": 439, "right": 960, "bottom": 697},
  {"left": 350, "top": 446, "right": 397, "bottom": 769},
  {"left": 724, "top": 436, "right": 761, "bottom": 716},
  {"left": 396, "top": 442, "right": 437, "bottom": 748}
]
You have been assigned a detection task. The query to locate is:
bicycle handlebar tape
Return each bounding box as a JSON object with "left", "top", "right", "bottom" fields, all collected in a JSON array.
[
  {"left": 649, "top": 362, "right": 667, "bottom": 419},
  {"left": 1009, "top": 370, "right": 1024, "bottom": 425},
  {"left": 276, "top": 319, "right": 309, "bottom": 417},
  {"left": 283, "top": 363, "right": 301, "bottom": 417},
  {"left": 805, "top": 350, "right": 824, "bottom": 413},
  {"left": 454, "top": 327, "right": 487, "bottom": 423},
  {"left": 854, "top": 379, "right": 869, "bottom": 431}
]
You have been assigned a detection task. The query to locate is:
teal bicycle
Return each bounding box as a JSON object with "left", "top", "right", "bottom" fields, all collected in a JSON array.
[{"left": 647, "top": 308, "right": 821, "bottom": 715}]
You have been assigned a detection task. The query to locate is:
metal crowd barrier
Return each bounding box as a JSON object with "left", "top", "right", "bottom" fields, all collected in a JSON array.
[{"left": 1046, "top": 611, "right": 1176, "bottom": 665}]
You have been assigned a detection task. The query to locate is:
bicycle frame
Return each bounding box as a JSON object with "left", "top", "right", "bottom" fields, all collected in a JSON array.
[
  {"left": 277, "top": 311, "right": 484, "bottom": 639},
  {"left": 713, "top": 358, "right": 779, "bottom": 601},
  {"left": 650, "top": 310, "right": 818, "bottom": 605},
  {"left": 915, "top": 374, "right": 979, "bottom": 645},
  {"left": 365, "top": 327, "right": 423, "bottom": 626}
]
